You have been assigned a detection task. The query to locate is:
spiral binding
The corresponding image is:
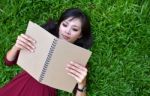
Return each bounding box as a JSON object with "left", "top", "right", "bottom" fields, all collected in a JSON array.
[{"left": 39, "top": 38, "right": 58, "bottom": 82}]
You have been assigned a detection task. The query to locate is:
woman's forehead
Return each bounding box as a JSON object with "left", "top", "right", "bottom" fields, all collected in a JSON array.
[
  {"left": 64, "top": 17, "right": 81, "bottom": 22},
  {"left": 63, "top": 17, "right": 82, "bottom": 27}
]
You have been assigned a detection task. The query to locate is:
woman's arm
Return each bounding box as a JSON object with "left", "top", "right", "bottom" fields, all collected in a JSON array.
[
  {"left": 6, "top": 45, "right": 20, "bottom": 61},
  {"left": 4, "top": 46, "right": 20, "bottom": 66},
  {"left": 66, "top": 61, "right": 88, "bottom": 96}
]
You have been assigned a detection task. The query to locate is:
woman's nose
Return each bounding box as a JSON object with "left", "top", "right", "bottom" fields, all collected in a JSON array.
[{"left": 65, "top": 28, "right": 71, "bottom": 35}]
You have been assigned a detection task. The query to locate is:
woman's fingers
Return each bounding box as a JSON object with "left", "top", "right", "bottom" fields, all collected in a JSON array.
[
  {"left": 70, "top": 61, "right": 87, "bottom": 71},
  {"left": 16, "top": 39, "right": 33, "bottom": 52},
  {"left": 67, "top": 72, "right": 81, "bottom": 83},
  {"left": 20, "top": 34, "right": 36, "bottom": 44},
  {"left": 17, "top": 35, "right": 35, "bottom": 49},
  {"left": 66, "top": 66, "right": 81, "bottom": 77},
  {"left": 66, "top": 61, "right": 88, "bottom": 83},
  {"left": 15, "top": 34, "right": 36, "bottom": 52}
]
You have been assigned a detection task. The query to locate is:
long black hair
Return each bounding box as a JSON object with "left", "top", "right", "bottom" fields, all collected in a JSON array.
[{"left": 42, "top": 8, "right": 93, "bottom": 49}]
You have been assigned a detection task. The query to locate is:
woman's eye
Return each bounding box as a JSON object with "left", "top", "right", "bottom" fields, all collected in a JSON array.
[
  {"left": 62, "top": 23, "right": 67, "bottom": 27},
  {"left": 72, "top": 28, "right": 78, "bottom": 31}
]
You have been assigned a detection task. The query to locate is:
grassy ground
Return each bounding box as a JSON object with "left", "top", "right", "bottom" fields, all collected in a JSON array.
[{"left": 0, "top": 0, "right": 150, "bottom": 96}]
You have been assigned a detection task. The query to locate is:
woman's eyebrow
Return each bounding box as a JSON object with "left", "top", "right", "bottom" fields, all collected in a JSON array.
[
  {"left": 73, "top": 25, "right": 80, "bottom": 28},
  {"left": 63, "top": 21, "right": 69, "bottom": 24},
  {"left": 64, "top": 20, "right": 80, "bottom": 28}
]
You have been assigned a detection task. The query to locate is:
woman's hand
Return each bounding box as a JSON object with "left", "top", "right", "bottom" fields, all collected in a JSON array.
[
  {"left": 14, "top": 34, "right": 36, "bottom": 52},
  {"left": 66, "top": 61, "right": 87, "bottom": 85},
  {"left": 5, "top": 34, "right": 36, "bottom": 62}
]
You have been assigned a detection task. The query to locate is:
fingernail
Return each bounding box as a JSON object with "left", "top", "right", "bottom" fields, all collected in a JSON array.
[
  {"left": 65, "top": 67, "right": 69, "bottom": 70},
  {"left": 70, "top": 61, "right": 73, "bottom": 64},
  {"left": 31, "top": 50, "right": 34, "bottom": 52},
  {"left": 33, "top": 40, "right": 36, "bottom": 43},
  {"left": 67, "top": 64, "right": 70, "bottom": 67},
  {"left": 33, "top": 46, "right": 36, "bottom": 49}
]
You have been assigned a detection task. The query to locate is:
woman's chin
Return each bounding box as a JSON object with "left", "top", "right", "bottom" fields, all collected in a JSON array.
[{"left": 60, "top": 38, "right": 69, "bottom": 42}]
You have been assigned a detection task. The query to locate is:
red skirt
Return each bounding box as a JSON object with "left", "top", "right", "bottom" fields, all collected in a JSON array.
[{"left": 0, "top": 71, "right": 56, "bottom": 96}]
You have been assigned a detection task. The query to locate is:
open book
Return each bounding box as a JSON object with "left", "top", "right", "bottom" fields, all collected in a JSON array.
[{"left": 17, "top": 21, "right": 92, "bottom": 93}]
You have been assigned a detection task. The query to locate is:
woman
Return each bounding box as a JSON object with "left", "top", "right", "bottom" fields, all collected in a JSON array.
[{"left": 0, "top": 8, "right": 92, "bottom": 96}]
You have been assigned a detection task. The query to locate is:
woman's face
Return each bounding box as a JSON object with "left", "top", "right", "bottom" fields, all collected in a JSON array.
[{"left": 59, "top": 17, "right": 82, "bottom": 43}]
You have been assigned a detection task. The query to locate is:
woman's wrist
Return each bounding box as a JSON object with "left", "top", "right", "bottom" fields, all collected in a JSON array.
[
  {"left": 12, "top": 45, "right": 20, "bottom": 52},
  {"left": 77, "top": 83, "right": 86, "bottom": 93},
  {"left": 77, "top": 78, "right": 86, "bottom": 89},
  {"left": 78, "top": 83, "right": 86, "bottom": 89}
]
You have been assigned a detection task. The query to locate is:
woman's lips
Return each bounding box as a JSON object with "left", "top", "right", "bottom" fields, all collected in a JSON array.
[{"left": 62, "top": 34, "right": 70, "bottom": 40}]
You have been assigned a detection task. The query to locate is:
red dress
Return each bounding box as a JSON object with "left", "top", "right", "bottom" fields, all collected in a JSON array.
[{"left": 0, "top": 51, "right": 57, "bottom": 96}]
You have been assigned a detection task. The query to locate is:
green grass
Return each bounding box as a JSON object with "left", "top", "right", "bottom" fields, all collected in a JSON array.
[{"left": 0, "top": 0, "right": 150, "bottom": 96}]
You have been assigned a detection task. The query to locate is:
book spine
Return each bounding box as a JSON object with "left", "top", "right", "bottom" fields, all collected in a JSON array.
[{"left": 39, "top": 38, "right": 58, "bottom": 82}]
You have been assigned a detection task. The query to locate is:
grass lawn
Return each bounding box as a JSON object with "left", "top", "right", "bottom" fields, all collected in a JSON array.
[{"left": 0, "top": 0, "right": 150, "bottom": 96}]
